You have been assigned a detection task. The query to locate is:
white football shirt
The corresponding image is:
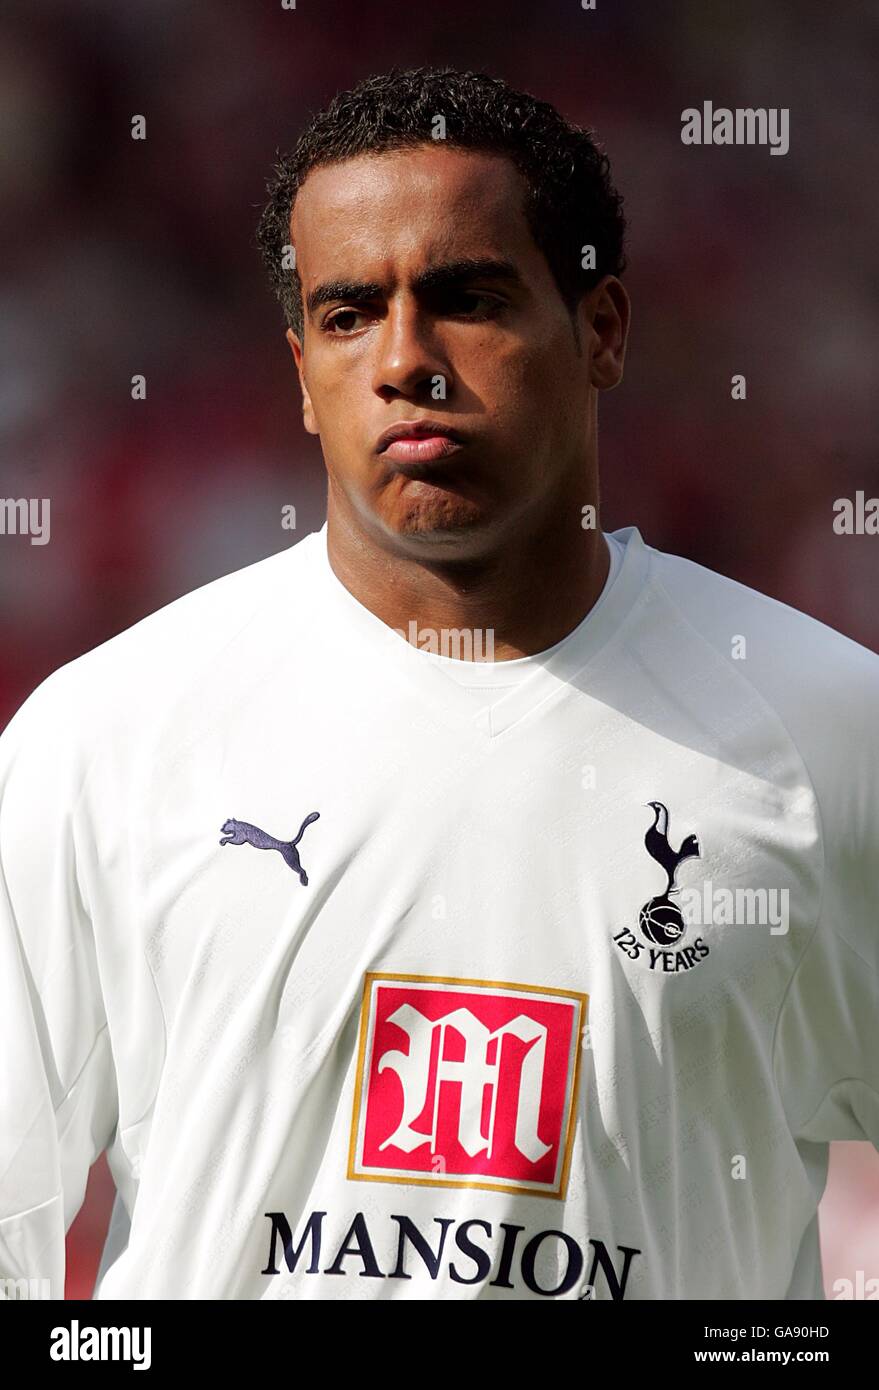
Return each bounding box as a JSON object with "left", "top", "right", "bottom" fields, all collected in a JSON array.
[
  {"left": 421, "top": 532, "right": 625, "bottom": 707},
  {"left": 0, "top": 523, "right": 877, "bottom": 1300}
]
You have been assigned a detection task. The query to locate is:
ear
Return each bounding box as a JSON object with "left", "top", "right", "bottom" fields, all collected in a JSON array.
[
  {"left": 578, "top": 276, "right": 631, "bottom": 390},
  {"left": 286, "top": 328, "right": 319, "bottom": 435}
]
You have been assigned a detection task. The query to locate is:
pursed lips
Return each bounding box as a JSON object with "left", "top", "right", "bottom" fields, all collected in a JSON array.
[{"left": 376, "top": 421, "right": 466, "bottom": 468}]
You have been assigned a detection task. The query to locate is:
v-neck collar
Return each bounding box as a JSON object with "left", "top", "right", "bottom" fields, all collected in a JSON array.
[{"left": 308, "top": 523, "right": 651, "bottom": 741}]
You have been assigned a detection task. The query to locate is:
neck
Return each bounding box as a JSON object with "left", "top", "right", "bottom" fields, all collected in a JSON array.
[{"left": 325, "top": 497, "right": 611, "bottom": 662}]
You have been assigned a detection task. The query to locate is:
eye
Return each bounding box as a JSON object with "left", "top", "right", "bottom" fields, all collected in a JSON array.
[
  {"left": 443, "top": 290, "right": 502, "bottom": 317},
  {"left": 322, "top": 307, "right": 373, "bottom": 335}
]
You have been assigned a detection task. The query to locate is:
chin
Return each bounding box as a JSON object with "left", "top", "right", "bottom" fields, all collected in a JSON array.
[{"left": 386, "top": 485, "right": 493, "bottom": 550}]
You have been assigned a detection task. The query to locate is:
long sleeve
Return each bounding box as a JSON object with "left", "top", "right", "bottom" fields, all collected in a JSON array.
[{"left": 0, "top": 671, "right": 118, "bottom": 1299}]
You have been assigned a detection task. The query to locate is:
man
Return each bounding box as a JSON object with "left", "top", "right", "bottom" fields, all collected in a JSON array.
[{"left": 1, "top": 66, "right": 877, "bottom": 1301}]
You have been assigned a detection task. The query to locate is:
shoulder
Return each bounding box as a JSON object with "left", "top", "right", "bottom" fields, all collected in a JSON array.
[
  {"left": 645, "top": 538, "right": 879, "bottom": 725},
  {"left": 642, "top": 537, "right": 879, "bottom": 869},
  {"left": 0, "top": 530, "right": 323, "bottom": 768}
]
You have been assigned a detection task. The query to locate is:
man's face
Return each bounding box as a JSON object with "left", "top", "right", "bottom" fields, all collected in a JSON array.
[{"left": 287, "top": 144, "right": 626, "bottom": 558}]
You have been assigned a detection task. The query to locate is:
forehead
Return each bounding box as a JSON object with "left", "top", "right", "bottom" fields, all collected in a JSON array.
[{"left": 290, "top": 145, "right": 534, "bottom": 271}]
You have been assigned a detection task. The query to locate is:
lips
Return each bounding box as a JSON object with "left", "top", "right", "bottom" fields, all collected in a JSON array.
[
  {"left": 375, "top": 420, "right": 464, "bottom": 464},
  {"left": 384, "top": 435, "right": 463, "bottom": 465}
]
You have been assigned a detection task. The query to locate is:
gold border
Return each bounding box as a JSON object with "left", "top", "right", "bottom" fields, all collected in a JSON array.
[{"left": 347, "top": 972, "right": 588, "bottom": 1200}]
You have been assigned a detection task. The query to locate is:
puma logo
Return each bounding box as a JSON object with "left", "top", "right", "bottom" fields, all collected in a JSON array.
[{"left": 219, "top": 811, "right": 320, "bottom": 886}]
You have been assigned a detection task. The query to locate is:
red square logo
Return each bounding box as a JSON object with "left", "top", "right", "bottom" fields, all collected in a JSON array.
[{"left": 348, "top": 973, "right": 587, "bottom": 1198}]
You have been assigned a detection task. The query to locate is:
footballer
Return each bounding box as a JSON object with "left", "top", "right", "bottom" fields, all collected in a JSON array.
[{"left": 1, "top": 66, "right": 877, "bottom": 1301}]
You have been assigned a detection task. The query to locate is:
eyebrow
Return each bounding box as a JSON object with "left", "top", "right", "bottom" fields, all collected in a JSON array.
[{"left": 304, "top": 257, "right": 524, "bottom": 319}]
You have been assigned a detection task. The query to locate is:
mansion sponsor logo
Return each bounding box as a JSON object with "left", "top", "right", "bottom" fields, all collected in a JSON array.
[
  {"left": 262, "top": 1208, "right": 641, "bottom": 1300},
  {"left": 681, "top": 102, "right": 790, "bottom": 156},
  {"left": 348, "top": 973, "right": 586, "bottom": 1197},
  {"left": 262, "top": 975, "right": 640, "bottom": 1298}
]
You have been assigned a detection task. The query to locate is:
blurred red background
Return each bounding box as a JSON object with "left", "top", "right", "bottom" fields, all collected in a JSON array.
[{"left": 0, "top": 0, "right": 876, "bottom": 1298}]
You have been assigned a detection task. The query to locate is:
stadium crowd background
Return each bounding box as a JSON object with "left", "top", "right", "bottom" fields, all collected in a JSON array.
[{"left": 1, "top": 0, "right": 876, "bottom": 1298}]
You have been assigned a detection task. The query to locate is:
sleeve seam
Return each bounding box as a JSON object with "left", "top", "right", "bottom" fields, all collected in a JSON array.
[
  {"left": 827, "top": 924, "right": 879, "bottom": 981},
  {"left": 650, "top": 560, "right": 828, "bottom": 1101},
  {"left": 0, "top": 1190, "right": 62, "bottom": 1228},
  {"left": 791, "top": 1076, "right": 879, "bottom": 1140}
]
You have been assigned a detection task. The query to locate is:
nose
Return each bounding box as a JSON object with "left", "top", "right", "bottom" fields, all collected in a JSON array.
[{"left": 371, "top": 296, "right": 451, "bottom": 402}]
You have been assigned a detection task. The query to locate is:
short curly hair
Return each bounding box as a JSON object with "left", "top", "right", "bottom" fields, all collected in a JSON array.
[{"left": 256, "top": 65, "right": 627, "bottom": 341}]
